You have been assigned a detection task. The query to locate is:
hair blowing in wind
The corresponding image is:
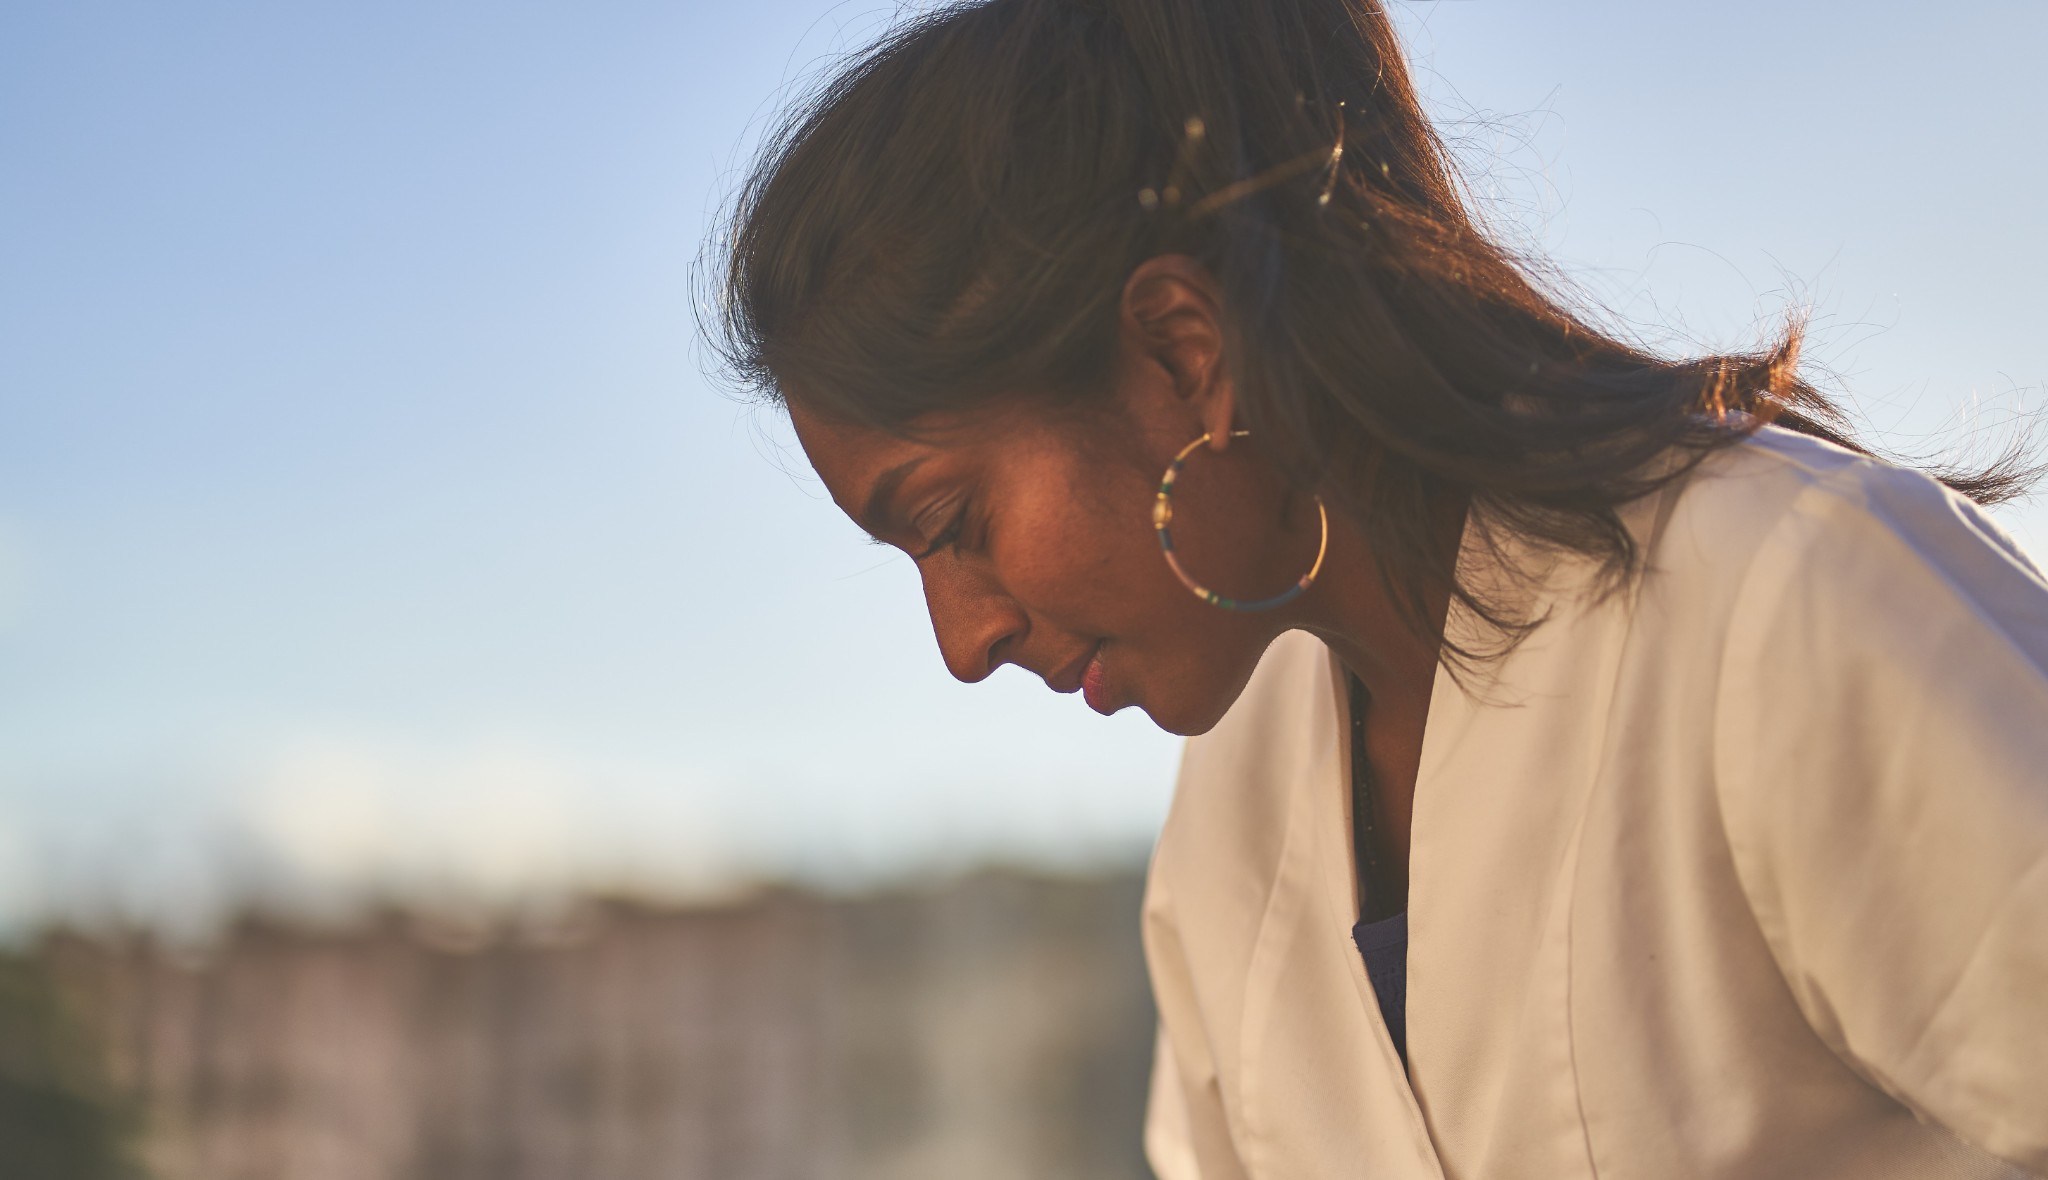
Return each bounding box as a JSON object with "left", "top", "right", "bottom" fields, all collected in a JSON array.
[{"left": 706, "top": 0, "right": 2037, "bottom": 661}]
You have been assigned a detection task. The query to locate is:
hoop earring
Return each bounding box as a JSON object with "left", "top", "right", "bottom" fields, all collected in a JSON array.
[{"left": 1153, "top": 429, "right": 1329, "bottom": 612}]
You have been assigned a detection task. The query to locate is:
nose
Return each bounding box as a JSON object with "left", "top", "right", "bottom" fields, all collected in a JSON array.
[{"left": 917, "top": 557, "right": 1027, "bottom": 684}]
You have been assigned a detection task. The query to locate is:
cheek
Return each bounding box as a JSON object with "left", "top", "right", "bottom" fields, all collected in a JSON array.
[
  {"left": 991, "top": 451, "right": 1263, "bottom": 655},
  {"left": 987, "top": 453, "right": 1156, "bottom": 621},
  {"left": 972, "top": 431, "right": 1275, "bottom": 734}
]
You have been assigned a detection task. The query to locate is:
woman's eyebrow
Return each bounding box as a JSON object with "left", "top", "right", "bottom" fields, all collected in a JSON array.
[{"left": 859, "top": 456, "right": 928, "bottom": 537}]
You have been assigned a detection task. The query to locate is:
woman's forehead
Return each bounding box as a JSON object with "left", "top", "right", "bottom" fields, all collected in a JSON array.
[
  {"left": 788, "top": 399, "right": 950, "bottom": 465},
  {"left": 790, "top": 400, "right": 1012, "bottom": 481}
]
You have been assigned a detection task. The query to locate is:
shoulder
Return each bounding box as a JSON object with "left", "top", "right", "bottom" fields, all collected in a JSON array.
[
  {"left": 1701, "top": 425, "right": 2048, "bottom": 707},
  {"left": 1635, "top": 422, "right": 2046, "bottom": 630}
]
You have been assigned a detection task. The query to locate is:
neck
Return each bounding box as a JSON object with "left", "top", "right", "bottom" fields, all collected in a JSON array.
[
  {"left": 1292, "top": 494, "right": 1463, "bottom": 709},
  {"left": 1284, "top": 492, "right": 1467, "bottom": 903}
]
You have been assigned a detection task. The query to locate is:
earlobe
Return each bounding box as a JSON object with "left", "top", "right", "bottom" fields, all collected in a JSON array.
[{"left": 1199, "top": 374, "right": 1238, "bottom": 453}]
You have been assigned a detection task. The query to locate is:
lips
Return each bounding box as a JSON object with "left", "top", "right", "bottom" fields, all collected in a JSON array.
[
  {"left": 1039, "top": 641, "right": 1112, "bottom": 714},
  {"left": 1081, "top": 645, "right": 1111, "bottom": 715},
  {"left": 1043, "top": 642, "right": 1098, "bottom": 695}
]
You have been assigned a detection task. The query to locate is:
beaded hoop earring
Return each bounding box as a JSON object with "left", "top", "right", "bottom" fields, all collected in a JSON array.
[{"left": 1153, "top": 429, "right": 1329, "bottom": 612}]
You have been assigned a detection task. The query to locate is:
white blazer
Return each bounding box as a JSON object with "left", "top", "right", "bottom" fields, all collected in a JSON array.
[{"left": 1142, "top": 425, "right": 2048, "bottom": 1179}]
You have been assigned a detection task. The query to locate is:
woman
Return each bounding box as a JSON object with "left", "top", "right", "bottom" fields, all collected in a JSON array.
[{"left": 708, "top": 1, "right": 2048, "bottom": 1176}]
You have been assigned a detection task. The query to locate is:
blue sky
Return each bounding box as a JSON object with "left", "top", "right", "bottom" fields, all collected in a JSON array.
[{"left": 2, "top": 1, "right": 2043, "bottom": 930}]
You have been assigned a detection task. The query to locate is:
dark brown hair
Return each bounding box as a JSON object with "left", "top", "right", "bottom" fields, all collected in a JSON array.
[{"left": 707, "top": 0, "right": 2034, "bottom": 658}]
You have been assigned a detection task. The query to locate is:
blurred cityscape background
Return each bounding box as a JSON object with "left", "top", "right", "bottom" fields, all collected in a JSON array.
[
  {"left": 2, "top": 1, "right": 2044, "bottom": 1176},
  {"left": 2, "top": 869, "right": 1153, "bottom": 1179}
]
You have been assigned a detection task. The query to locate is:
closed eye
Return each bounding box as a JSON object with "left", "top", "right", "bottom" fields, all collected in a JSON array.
[
  {"left": 913, "top": 511, "right": 966, "bottom": 561},
  {"left": 862, "top": 505, "right": 966, "bottom": 559}
]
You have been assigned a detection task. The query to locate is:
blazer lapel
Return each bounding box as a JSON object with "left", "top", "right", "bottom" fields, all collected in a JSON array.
[{"left": 1232, "top": 635, "right": 1446, "bottom": 1179}]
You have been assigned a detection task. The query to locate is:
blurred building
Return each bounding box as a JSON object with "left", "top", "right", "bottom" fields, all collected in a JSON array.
[{"left": 3, "top": 869, "right": 1157, "bottom": 1180}]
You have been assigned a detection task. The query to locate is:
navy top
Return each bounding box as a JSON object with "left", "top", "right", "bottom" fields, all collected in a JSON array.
[
  {"left": 1351, "top": 910, "right": 1409, "bottom": 1068},
  {"left": 1345, "top": 670, "right": 1408, "bottom": 1068}
]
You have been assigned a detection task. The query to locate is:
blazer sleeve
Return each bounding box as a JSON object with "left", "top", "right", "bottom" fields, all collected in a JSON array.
[{"left": 1714, "top": 460, "right": 2048, "bottom": 1173}]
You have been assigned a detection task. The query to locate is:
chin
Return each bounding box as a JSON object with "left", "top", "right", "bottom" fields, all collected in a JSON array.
[
  {"left": 1135, "top": 646, "right": 1271, "bottom": 737},
  {"left": 1132, "top": 685, "right": 1240, "bottom": 738}
]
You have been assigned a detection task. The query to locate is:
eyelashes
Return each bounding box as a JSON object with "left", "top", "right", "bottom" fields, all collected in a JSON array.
[
  {"left": 913, "top": 499, "right": 972, "bottom": 561},
  {"left": 914, "top": 508, "right": 967, "bottom": 560},
  {"left": 863, "top": 498, "right": 970, "bottom": 558}
]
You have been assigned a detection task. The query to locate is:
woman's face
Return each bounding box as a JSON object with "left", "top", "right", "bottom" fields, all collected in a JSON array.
[{"left": 789, "top": 321, "right": 1329, "bottom": 736}]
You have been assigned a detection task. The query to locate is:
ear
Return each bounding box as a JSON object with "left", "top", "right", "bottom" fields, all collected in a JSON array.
[{"left": 1120, "top": 255, "right": 1238, "bottom": 452}]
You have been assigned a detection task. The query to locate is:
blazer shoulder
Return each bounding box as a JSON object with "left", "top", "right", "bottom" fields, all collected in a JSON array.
[{"left": 1647, "top": 422, "right": 2043, "bottom": 588}]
